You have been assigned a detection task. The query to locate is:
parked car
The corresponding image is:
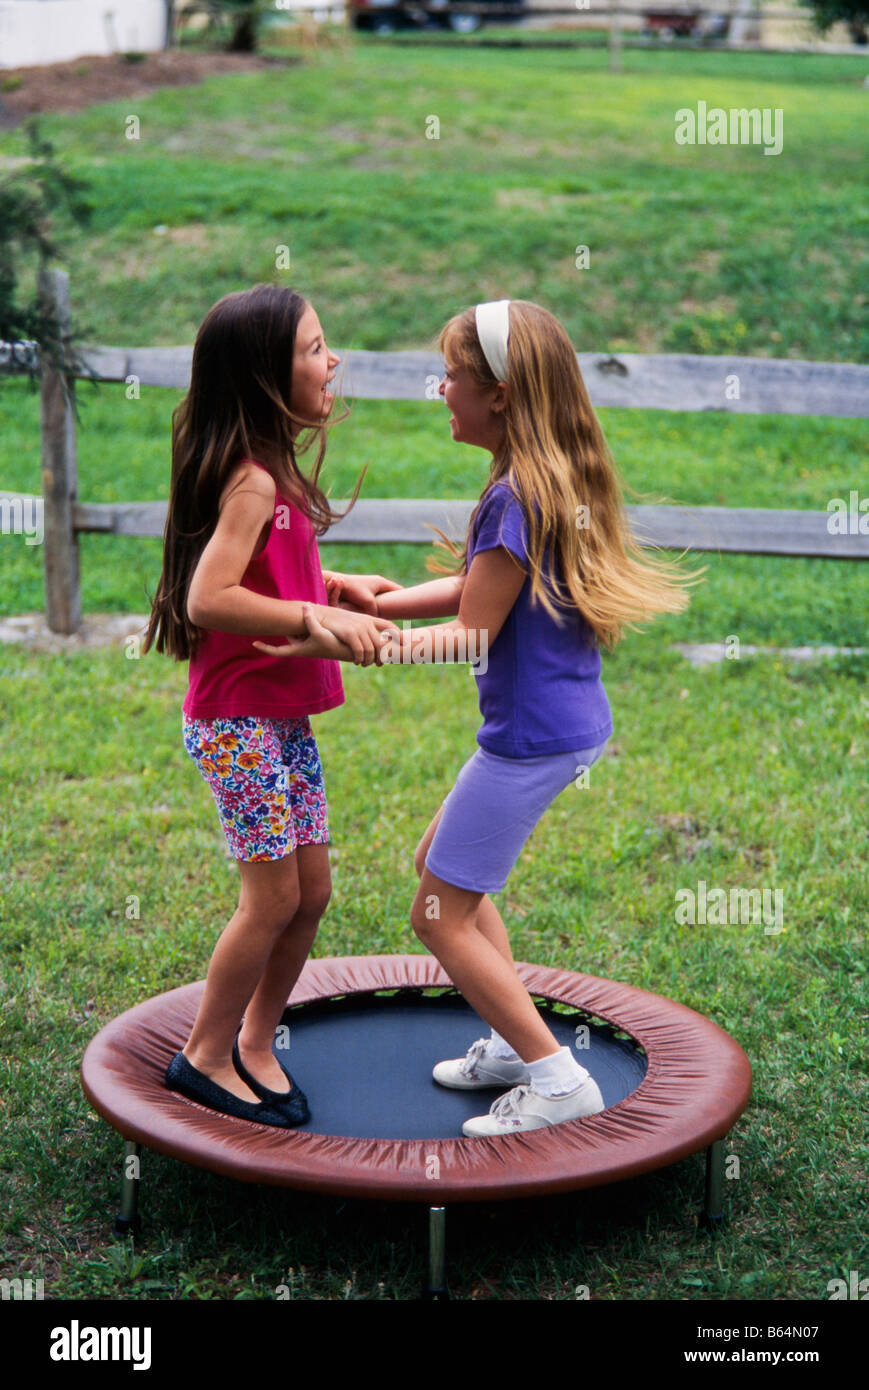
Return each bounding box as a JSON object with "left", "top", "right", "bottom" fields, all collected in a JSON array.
[{"left": 352, "top": 0, "right": 526, "bottom": 35}]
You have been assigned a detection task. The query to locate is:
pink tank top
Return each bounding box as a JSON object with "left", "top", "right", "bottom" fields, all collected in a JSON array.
[{"left": 182, "top": 459, "right": 344, "bottom": 720}]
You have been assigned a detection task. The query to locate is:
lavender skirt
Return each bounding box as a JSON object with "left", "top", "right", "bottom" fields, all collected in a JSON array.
[{"left": 424, "top": 739, "right": 609, "bottom": 895}]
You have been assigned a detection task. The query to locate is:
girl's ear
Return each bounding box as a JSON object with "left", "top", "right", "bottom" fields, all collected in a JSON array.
[{"left": 491, "top": 382, "right": 509, "bottom": 414}]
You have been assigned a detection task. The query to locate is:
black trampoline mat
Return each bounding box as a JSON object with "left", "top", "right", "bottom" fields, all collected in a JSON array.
[{"left": 275, "top": 992, "right": 647, "bottom": 1139}]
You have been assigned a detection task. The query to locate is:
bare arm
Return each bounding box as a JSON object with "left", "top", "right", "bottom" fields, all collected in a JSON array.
[
  {"left": 382, "top": 548, "right": 523, "bottom": 661},
  {"left": 188, "top": 467, "right": 313, "bottom": 635},
  {"left": 254, "top": 549, "right": 524, "bottom": 665},
  {"left": 186, "top": 466, "right": 396, "bottom": 662},
  {"left": 375, "top": 574, "right": 466, "bottom": 621}
]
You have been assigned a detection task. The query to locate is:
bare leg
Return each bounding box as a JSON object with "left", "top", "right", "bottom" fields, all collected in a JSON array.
[
  {"left": 414, "top": 806, "right": 516, "bottom": 969},
  {"left": 237, "top": 843, "right": 331, "bottom": 1094},
  {"left": 183, "top": 854, "right": 302, "bottom": 1102},
  {"left": 473, "top": 895, "right": 518, "bottom": 971},
  {"left": 411, "top": 866, "right": 560, "bottom": 1064}
]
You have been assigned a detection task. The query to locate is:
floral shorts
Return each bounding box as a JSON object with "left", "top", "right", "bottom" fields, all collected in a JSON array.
[{"left": 182, "top": 714, "right": 329, "bottom": 862}]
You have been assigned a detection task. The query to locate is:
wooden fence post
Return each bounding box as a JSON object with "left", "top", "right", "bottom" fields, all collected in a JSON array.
[
  {"left": 39, "top": 267, "right": 81, "bottom": 635},
  {"left": 609, "top": 0, "right": 623, "bottom": 71}
]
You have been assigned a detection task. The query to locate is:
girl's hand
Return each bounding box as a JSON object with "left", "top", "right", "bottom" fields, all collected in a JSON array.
[
  {"left": 253, "top": 606, "right": 351, "bottom": 662},
  {"left": 324, "top": 573, "right": 345, "bottom": 607},
  {"left": 253, "top": 604, "right": 398, "bottom": 666},
  {"left": 322, "top": 572, "right": 404, "bottom": 615}
]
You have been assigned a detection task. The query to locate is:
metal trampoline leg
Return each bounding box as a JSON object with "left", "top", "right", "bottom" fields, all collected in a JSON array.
[
  {"left": 114, "top": 1140, "right": 141, "bottom": 1237},
  {"left": 425, "top": 1206, "right": 449, "bottom": 1299},
  {"left": 700, "top": 1138, "right": 726, "bottom": 1228}
]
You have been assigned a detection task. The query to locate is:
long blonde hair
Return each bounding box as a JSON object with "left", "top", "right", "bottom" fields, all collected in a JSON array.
[{"left": 433, "top": 301, "right": 700, "bottom": 649}]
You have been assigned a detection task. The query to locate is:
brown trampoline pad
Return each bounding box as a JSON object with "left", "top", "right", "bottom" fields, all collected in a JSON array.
[{"left": 80, "top": 955, "right": 752, "bottom": 1204}]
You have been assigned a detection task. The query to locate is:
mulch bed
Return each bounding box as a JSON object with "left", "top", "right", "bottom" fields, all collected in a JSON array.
[{"left": 0, "top": 49, "right": 295, "bottom": 129}]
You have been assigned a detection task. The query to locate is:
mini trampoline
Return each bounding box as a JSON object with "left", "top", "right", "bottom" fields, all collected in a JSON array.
[{"left": 81, "top": 955, "right": 752, "bottom": 1294}]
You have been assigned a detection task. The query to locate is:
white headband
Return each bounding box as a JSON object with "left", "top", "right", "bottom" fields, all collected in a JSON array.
[{"left": 475, "top": 300, "right": 511, "bottom": 382}]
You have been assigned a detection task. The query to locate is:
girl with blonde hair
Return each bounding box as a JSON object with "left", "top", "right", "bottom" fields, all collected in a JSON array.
[{"left": 258, "top": 298, "right": 697, "bottom": 1135}]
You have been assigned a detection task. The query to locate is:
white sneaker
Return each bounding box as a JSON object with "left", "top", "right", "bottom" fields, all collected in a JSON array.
[
  {"left": 461, "top": 1077, "right": 605, "bottom": 1137},
  {"left": 433, "top": 1037, "right": 531, "bottom": 1090}
]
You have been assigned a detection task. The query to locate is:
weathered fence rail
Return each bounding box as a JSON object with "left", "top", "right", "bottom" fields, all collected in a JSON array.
[
  {"left": 60, "top": 498, "right": 869, "bottom": 558},
  {"left": 1, "top": 270, "right": 867, "bottom": 635},
  {"left": 73, "top": 343, "right": 868, "bottom": 417}
]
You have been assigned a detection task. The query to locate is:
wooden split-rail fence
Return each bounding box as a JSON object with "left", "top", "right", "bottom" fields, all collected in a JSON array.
[{"left": 1, "top": 270, "right": 867, "bottom": 635}]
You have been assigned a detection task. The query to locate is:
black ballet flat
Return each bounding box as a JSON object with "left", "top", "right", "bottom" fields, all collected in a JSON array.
[
  {"left": 232, "top": 1038, "right": 310, "bottom": 1126},
  {"left": 165, "top": 1051, "right": 293, "bottom": 1129}
]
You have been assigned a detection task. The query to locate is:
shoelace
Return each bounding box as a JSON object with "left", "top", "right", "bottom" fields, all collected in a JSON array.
[
  {"left": 459, "top": 1038, "right": 492, "bottom": 1076},
  {"left": 488, "top": 1085, "right": 533, "bottom": 1119}
]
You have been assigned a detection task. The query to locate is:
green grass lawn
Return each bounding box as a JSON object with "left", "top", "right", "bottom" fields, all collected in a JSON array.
[
  {"left": 0, "top": 39, "right": 866, "bottom": 1301},
  {"left": 2, "top": 39, "right": 866, "bottom": 359}
]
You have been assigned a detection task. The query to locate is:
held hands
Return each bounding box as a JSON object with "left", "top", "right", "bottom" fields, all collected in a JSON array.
[
  {"left": 323, "top": 571, "right": 403, "bottom": 615},
  {"left": 324, "top": 573, "right": 345, "bottom": 607},
  {"left": 253, "top": 604, "right": 398, "bottom": 666}
]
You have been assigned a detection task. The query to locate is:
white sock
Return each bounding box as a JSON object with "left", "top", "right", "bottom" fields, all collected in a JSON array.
[
  {"left": 525, "top": 1047, "right": 590, "bottom": 1098},
  {"left": 488, "top": 1028, "right": 520, "bottom": 1061}
]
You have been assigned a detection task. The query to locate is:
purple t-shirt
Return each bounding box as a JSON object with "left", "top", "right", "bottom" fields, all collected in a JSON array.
[{"left": 468, "top": 482, "right": 613, "bottom": 758}]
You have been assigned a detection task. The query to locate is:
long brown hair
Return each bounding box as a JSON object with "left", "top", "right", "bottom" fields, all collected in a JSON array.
[
  {"left": 142, "top": 284, "right": 360, "bottom": 662},
  {"left": 432, "top": 301, "right": 700, "bottom": 649}
]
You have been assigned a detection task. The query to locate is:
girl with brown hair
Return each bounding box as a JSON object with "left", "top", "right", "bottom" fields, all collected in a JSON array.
[{"left": 143, "top": 284, "right": 399, "bottom": 1127}]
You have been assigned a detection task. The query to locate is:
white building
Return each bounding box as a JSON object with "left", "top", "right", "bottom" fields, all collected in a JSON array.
[{"left": 0, "top": 0, "right": 169, "bottom": 69}]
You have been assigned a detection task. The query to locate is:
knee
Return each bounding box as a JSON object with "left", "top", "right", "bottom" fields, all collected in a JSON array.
[
  {"left": 410, "top": 899, "right": 427, "bottom": 942},
  {"left": 264, "top": 889, "right": 304, "bottom": 934},
  {"left": 238, "top": 880, "right": 301, "bottom": 934},
  {"left": 410, "top": 889, "right": 447, "bottom": 945},
  {"left": 295, "top": 875, "right": 332, "bottom": 928}
]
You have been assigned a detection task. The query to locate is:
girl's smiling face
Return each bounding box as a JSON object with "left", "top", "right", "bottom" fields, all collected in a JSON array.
[
  {"left": 290, "top": 304, "right": 339, "bottom": 429},
  {"left": 439, "top": 359, "right": 507, "bottom": 453}
]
